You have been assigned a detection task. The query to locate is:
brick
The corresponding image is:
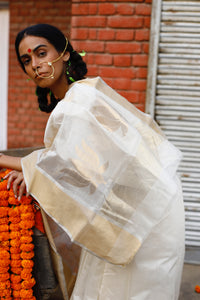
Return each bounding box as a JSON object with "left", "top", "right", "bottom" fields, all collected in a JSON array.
[
  {"left": 114, "top": 55, "right": 132, "bottom": 67},
  {"left": 136, "top": 67, "right": 147, "bottom": 78},
  {"left": 133, "top": 54, "right": 148, "bottom": 66},
  {"left": 117, "top": 4, "right": 134, "bottom": 15},
  {"left": 72, "top": 41, "right": 105, "bottom": 52},
  {"left": 106, "top": 42, "right": 141, "bottom": 54},
  {"left": 115, "top": 29, "right": 134, "bottom": 41},
  {"left": 98, "top": 29, "right": 115, "bottom": 41},
  {"left": 131, "top": 79, "right": 147, "bottom": 91},
  {"left": 71, "top": 16, "right": 106, "bottom": 27},
  {"left": 99, "top": 66, "right": 136, "bottom": 78},
  {"left": 108, "top": 16, "right": 143, "bottom": 28},
  {"left": 112, "top": 78, "right": 132, "bottom": 90},
  {"left": 88, "top": 29, "right": 97, "bottom": 40},
  {"left": 135, "top": 29, "right": 150, "bottom": 41},
  {"left": 99, "top": 3, "right": 116, "bottom": 15},
  {"left": 85, "top": 53, "right": 96, "bottom": 64},
  {"left": 95, "top": 54, "right": 113, "bottom": 65},
  {"left": 72, "top": 3, "right": 97, "bottom": 15},
  {"left": 135, "top": 4, "right": 152, "bottom": 16},
  {"left": 142, "top": 43, "right": 149, "bottom": 54},
  {"left": 143, "top": 16, "right": 151, "bottom": 28},
  {"left": 118, "top": 90, "right": 140, "bottom": 103},
  {"left": 70, "top": 28, "right": 88, "bottom": 40}
]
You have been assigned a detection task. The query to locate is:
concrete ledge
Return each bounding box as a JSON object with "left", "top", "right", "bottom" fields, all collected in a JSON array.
[{"left": 1, "top": 147, "right": 44, "bottom": 157}]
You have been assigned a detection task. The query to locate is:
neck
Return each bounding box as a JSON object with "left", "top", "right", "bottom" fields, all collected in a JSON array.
[{"left": 50, "top": 77, "right": 69, "bottom": 100}]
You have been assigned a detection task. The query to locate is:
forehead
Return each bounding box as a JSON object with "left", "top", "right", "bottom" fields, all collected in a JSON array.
[{"left": 18, "top": 36, "right": 52, "bottom": 55}]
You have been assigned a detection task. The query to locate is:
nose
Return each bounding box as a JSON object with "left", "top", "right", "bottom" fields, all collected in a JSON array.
[{"left": 31, "top": 55, "right": 40, "bottom": 71}]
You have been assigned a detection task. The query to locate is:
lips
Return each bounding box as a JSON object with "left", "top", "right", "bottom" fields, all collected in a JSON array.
[{"left": 35, "top": 72, "right": 48, "bottom": 78}]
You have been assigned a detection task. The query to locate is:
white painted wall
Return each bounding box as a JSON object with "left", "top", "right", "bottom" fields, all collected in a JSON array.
[{"left": 0, "top": 8, "right": 9, "bottom": 150}]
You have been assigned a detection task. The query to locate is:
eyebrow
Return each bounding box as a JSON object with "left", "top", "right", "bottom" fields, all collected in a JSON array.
[{"left": 20, "top": 44, "right": 47, "bottom": 59}]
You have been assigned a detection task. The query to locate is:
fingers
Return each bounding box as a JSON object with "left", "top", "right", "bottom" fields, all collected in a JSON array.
[
  {"left": 4, "top": 170, "right": 18, "bottom": 190},
  {"left": 12, "top": 173, "right": 24, "bottom": 199},
  {"left": 4, "top": 171, "right": 27, "bottom": 201},
  {"left": 18, "top": 180, "right": 26, "bottom": 201}
]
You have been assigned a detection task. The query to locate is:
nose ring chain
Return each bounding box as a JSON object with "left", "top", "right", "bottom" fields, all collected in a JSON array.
[{"left": 35, "top": 37, "right": 68, "bottom": 79}]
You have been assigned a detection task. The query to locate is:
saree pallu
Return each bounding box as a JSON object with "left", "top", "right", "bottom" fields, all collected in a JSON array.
[{"left": 22, "top": 77, "right": 185, "bottom": 299}]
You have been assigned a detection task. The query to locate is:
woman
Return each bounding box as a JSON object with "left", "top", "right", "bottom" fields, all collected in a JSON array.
[{"left": 0, "top": 24, "right": 185, "bottom": 300}]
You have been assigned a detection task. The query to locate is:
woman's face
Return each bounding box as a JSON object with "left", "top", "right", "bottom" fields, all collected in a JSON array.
[{"left": 18, "top": 35, "right": 69, "bottom": 89}]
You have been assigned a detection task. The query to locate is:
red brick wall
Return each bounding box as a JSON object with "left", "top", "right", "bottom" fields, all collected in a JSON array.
[
  {"left": 7, "top": 0, "right": 152, "bottom": 149},
  {"left": 8, "top": 0, "right": 72, "bottom": 148},
  {"left": 70, "top": 0, "right": 152, "bottom": 111}
]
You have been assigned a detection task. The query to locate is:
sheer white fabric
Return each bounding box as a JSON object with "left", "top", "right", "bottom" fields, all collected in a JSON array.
[{"left": 22, "top": 77, "right": 185, "bottom": 299}]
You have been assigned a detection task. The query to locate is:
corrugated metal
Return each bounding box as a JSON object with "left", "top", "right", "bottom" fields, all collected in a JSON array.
[{"left": 155, "top": 0, "right": 200, "bottom": 247}]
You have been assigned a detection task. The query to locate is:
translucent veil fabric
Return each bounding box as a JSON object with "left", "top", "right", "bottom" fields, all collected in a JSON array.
[{"left": 22, "top": 77, "right": 185, "bottom": 299}]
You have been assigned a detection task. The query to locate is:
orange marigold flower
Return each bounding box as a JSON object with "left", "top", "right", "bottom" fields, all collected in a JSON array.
[
  {"left": 0, "top": 217, "right": 9, "bottom": 225},
  {"left": 19, "top": 220, "right": 35, "bottom": 230},
  {"left": 0, "top": 259, "right": 10, "bottom": 267},
  {"left": 10, "top": 247, "right": 21, "bottom": 254},
  {"left": 21, "top": 268, "right": 32, "bottom": 275},
  {"left": 20, "top": 288, "right": 33, "bottom": 298},
  {"left": 0, "top": 279, "right": 10, "bottom": 290},
  {"left": 11, "top": 282, "right": 21, "bottom": 291},
  {"left": 0, "top": 207, "right": 9, "bottom": 218},
  {"left": 0, "top": 287, "right": 11, "bottom": 297},
  {"left": 0, "top": 272, "right": 10, "bottom": 281},
  {"left": 20, "top": 251, "right": 34, "bottom": 260},
  {"left": 20, "top": 195, "right": 32, "bottom": 205},
  {"left": 20, "top": 235, "right": 32, "bottom": 244},
  {"left": 20, "top": 271, "right": 32, "bottom": 281},
  {"left": 10, "top": 259, "right": 21, "bottom": 268},
  {"left": 0, "top": 240, "right": 9, "bottom": 248},
  {"left": 0, "top": 249, "right": 10, "bottom": 259},
  {"left": 20, "top": 229, "right": 34, "bottom": 236},
  {"left": 11, "top": 267, "right": 22, "bottom": 275},
  {"left": 21, "top": 277, "right": 36, "bottom": 289},
  {"left": 0, "top": 224, "right": 9, "bottom": 232},
  {"left": 0, "top": 266, "right": 9, "bottom": 273},
  {"left": 10, "top": 231, "right": 21, "bottom": 239},
  {"left": 10, "top": 223, "right": 21, "bottom": 231},
  {"left": 11, "top": 253, "right": 21, "bottom": 260},
  {"left": 13, "top": 289, "right": 21, "bottom": 297},
  {"left": 0, "top": 180, "right": 7, "bottom": 191},
  {"left": 20, "top": 204, "right": 33, "bottom": 214},
  {"left": 0, "top": 199, "right": 9, "bottom": 207},
  {"left": 10, "top": 273, "right": 21, "bottom": 283},
  {"left": 21, "top": 260, "right": 34, "bottom": 269},
  {"left": 8, "top": 196, "right": 20, "bottom": 206},
  {"left": 10, "top": 238, "right": 21, "bottom": 248},
  {"left": 20, "top": 243, "right": 34, "bottom": 252},
  {"left": 21, "top": 212, "right": 35, "bottom": 221},
  {"left": 8, "top": 206, "right": 20, "bottom": 217},
  {"left": 9, "top": 216, "right": 21, "bottom": 224},
  {"left": 0, "top": 231, "right": 9, "bottom": 241},
  {"left": 195, "top": 285, "right": 200, "bottom": 293},
  {"left": 0, "top": 190, "right": 9, "bottom": 200}
]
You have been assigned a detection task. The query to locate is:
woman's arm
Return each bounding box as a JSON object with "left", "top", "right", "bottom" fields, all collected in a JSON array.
[{"left": 0, "top": 153, "right": 22, "bottom": 171}]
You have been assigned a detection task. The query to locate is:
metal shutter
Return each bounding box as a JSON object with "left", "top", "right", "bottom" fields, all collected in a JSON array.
[{"left": 146, "top": 0, "right": 200, "bottom": 259}]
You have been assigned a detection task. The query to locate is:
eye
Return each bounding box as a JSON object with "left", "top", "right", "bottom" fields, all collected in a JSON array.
[
  {"left": 38, "top": 50, "right": 47, "bottom": 58},
  {"left": 22, "top": 58, "right": 30, "bottom": 66}
]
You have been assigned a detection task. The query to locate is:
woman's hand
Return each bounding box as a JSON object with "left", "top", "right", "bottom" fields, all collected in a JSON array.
[{"left": 4, "top": 170, "right": 28, "bottom": 201}]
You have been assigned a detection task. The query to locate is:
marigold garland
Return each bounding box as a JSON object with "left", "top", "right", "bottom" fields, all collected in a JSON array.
[
  {"left": 0, "top": 169, "right": 38, "bottom": 300},
  {"left": 195, "top": 285, "right": 200, "bottom": 293}
]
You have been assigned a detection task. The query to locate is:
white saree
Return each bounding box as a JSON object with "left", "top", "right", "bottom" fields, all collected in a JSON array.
[{"left": 22, "top": 77, "right": 185, "bottom": 300}]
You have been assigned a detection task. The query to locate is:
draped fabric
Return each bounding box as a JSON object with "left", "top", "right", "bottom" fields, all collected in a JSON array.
[{"left": 22, "top": 77, "right": 185, "bottom": 299}]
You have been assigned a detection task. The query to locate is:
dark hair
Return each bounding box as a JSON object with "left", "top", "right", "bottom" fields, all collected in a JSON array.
[{"left": 15, "top": 24, "right": 87, "bottom": 113}]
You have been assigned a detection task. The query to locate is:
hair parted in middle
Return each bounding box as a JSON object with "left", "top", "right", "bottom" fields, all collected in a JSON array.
[{"left": 15, "top": 23, "right": 88, "bottom": 113}]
